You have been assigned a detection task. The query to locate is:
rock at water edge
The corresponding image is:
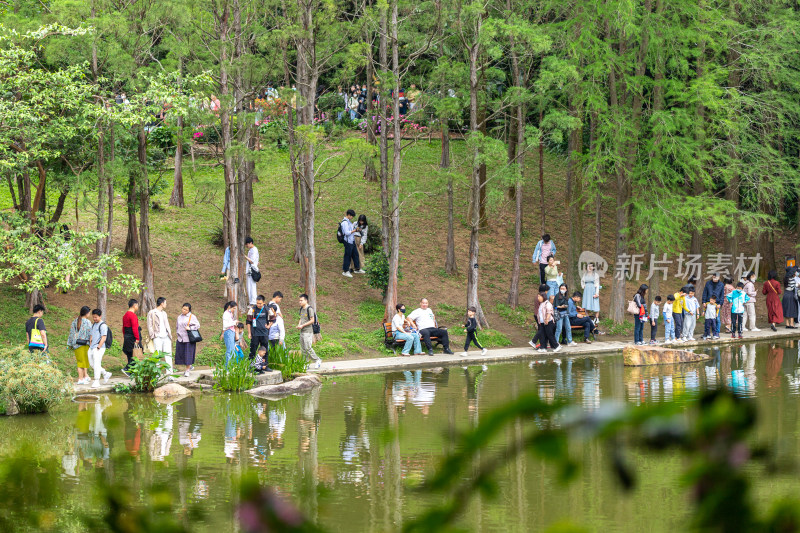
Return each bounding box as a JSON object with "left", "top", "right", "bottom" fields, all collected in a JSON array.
[
  {"left": 154, "top": 383, "right": 192, "bottom": 398},
  {"left": 623, "top": 345, "right": 711, "bottom": 366}
]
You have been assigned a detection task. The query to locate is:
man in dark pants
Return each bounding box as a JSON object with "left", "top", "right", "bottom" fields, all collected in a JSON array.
[
  {"left": 340, "top": 209, "right": 363, "bottom": 278},
  {"left": 408, "top": 298, "right": 454, "bottom": 356},
  {"left": 568, "top": 292, "right": 597, "bottom": 343},
  {"left": 248, "top": 295, "right": 273, "bottom": 370}
]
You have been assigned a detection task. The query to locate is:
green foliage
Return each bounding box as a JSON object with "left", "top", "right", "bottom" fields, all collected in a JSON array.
[
  {"left": 148, "top": 126, "right": 175, "bottom": 150},
  {"left": 268, "top": 344, "right": 308, "bottom": 380},
  {"left": 365, "top": 247, "right": 402, "bottom": 296},
  {"left": 599, "top": 318, "right": 633, "bottom": 337},
  {"left": 128, "top": 353, "right": 170, "bottom": 392},
  {"left": 213, "top": 355, "right": 255, "bottom": 392},
  {"left": 495, "top": 303, "right": 534, "bottom": 328},
  {"left": 0, "top": 347, "right": 72, "bottom": 414},
  {"left": 474, "top": 329, "right": 512, "bottom": 348},
  {"left": 357, "top": 300, "right": 386, "bottom": 325}
]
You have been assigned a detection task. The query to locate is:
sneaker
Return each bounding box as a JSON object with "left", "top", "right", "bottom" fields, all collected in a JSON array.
[
  {"left": 750, "top": 327, "right": 761, "bottom": 332},
  {"left": 713, "top": 336, "right": 720, "bottom": 340},
  {"left": 264, "top": 367, "right": 274, "bottom": 373},
  {"left": 427, "top": 350, "right": 434, "bottom": 357},
  {"left": 528, "top": 340, "right": 536, "bottom": 349},
  {"left": 342, "top": 271, "right": 353, "bottom": 278},
  {"left": 649, "top": 340, "right": 656, "bottom": 345},
  {"left": 314, "top": 360, "right": 321, "bottom": 369},
  {"left": 568, "top": 342, "right": 578, "bottom": 347},
  {"left": 554, "top": 345, "right": 563, "bottom": 353},
  {"left": 731, "top": 333, "right": 736, "bottom": 338},
  {"left": 167, "top": 376, "right": 177, "bottom": 382},
  {"left": 121, "top": 368, "right": 131, "bottom": 378},
  {"left": 584, "top": 339, "right": 592, "bottom": 344},
  {"left": 91, "top": 380, "right": 101, "bottom": 389},
  {"left": 188, "top": 365, "right": 195, "bottom": 371},
  {"left": 537, "top": 348, "right": 547, "bottom": 353},
  {"left": 354, "top": 269, "right": 366, "bottom": 274},
  {"left": 480, "top": 348, "right": 487, "bottom": 355},
  {"left": 461, "top": 351, "right": 468, "bottom": 357},
  {"left": 738, "top": 334, "right": 743, "bottom": 339},
  {"left": 102, "top": 371, "right": 112, "bottom": 384},
  {"left": 183, "top": 370, "right": 191, "bottom": 377},
  {"left": 443, "top": 349, "right": 454, "bottom": 355},
  {"left": 771, "top": 324, "right": 777, "bottom": 332},
  {"left": 742, "top": 327, "right": 749, "bottom": 332}
]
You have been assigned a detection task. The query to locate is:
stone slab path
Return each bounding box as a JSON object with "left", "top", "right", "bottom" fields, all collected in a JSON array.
[
  {"left": 307, "top": 327, "right": 800, "bottom": 376},
  {"left": 73, "top": 369, "right": 282, "bottom": 394}
]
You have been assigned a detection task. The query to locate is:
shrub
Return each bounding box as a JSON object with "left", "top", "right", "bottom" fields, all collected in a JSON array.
[
  {"left": 213, "top": 355, "right": 255, "bottom": 392},
  {"left": 210, "top": 225, "right": 225, "bottom": 248},
  {"left": 268, "top": 344, "right": 308, "bottom": 380},
  {"left": 0, "top": 347, "right": 72, "bottom": 414},
  {"left": 148, "top": 125, "right": 174, "bottom": 150},
  {"left": 365, "top": 247, "right": 402, "bottom": 296},
  {"left": 364, "top": 226, "right": 381, "bottom": 254},
  {"left": 128, "top": 353, "right": 171, "bottom": 392}
]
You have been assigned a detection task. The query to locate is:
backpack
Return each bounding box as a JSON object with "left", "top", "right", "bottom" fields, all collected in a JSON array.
[
  {"left": 250, "top": 267, "right": 262, "bottom": 282},
  {"left": 302, "top": 306, "right": 321, "bottom": 335},
  {"left": 28, "top": 318, "right": 45, "bottom": 349},
  {"left": 336, "top": 220, "right": 346, "bottom": 244},
  {"left": 99, "top": 321, "right": 113, "bottom": 348}
]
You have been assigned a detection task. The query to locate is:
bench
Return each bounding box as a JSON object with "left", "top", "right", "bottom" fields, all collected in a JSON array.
[{"left": 383, "top": 322, "right": 442, "bottom": 354}]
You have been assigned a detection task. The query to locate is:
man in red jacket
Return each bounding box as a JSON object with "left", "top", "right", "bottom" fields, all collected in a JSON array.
[{"left": 122, "top": 299, "right": 141, "bottom": 377}]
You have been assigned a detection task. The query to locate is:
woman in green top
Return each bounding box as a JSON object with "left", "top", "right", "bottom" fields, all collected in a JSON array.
[{"left": 545, "top": 255, "right": 560, "bottom": 299}]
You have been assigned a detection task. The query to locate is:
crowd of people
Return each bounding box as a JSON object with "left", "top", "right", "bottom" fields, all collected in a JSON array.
[{"left": 23, "top": 223, "right": 800, "bottom": 385}]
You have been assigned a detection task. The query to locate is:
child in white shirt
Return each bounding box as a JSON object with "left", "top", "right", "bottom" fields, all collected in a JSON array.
[
  {"left": 663, "top": 295, "right": 675, "bottom": 342},
  {"left": 703, "top": 296, "right": 719, "bottom": 340},
  {"left": 649, "top": 296, "right": 661, "bottom": 345}
]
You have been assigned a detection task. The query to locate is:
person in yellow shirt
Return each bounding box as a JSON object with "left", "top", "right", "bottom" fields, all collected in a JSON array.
[{"left": 672, "top": 287, "right": 687, "bottom": 342}]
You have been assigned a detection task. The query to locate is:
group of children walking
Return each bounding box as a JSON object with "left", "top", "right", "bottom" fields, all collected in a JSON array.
[{"left": 636, "top": 277, "right": 753, "bottom": 346}]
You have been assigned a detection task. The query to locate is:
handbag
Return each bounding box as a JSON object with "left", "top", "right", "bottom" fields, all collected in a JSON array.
[
  {"left": 186, "top": 313, "right": 203, "bottom": 343},
  {"left": 75, "top": 338, "right": 89, "bottom": 346},
  {"left": 144, "top": 337, "right": 155, "bottom": 354},
  {"left": 307, "top": 306, "right": 321, "bottom": 335},
  {"left": 28, "top": 318, "right": 45, "bottom": 349},
  {"left": 132, "top": 343, "right": 144, "bottom": 360},
  {"left": 627, "top": 299, "right": 640, "bottom": 315}
]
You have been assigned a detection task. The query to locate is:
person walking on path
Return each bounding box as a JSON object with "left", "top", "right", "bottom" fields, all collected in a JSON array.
[
  {"left": 89, "top": 309, "right": 112, "bottom": 389},
  {"left": 175, "top": 303, "right": 200, "bottom": 377},
  {"left": 531, "top": 234, "right": 556, "bottom": 285},
  {"left": 742, "top": 272, "right": 760, "bottom": 331},
  {"left": 248, "top": 295, "right": 273, "bottom": 362},
  {"left": 147, "top": 297, "right": 175, "bottom": 380},
  {"left": 633, "top": 284, "right": 648, "bottom": 346},
  {"left": 340, "top": 209, "right": 363, "bottom": 277},
  {"left": 68, "top": 306, "right": 92, "bottom": 385},
  {"left": 702, "top": 274, "right": 725, "bottom": 338},
  {"left": 121, "top": 299, "right": 141, "bottom": 377},
  {"left": 544, "top": 255, "right": 561, "bottom": 299},
  {"left": 721, "top": 277, "right": 734, "bottom": 333},
  {"left": 462, "top": 307, "right": 487, "bottom": 356},
  {"left": 222, "top": 301, "right": 238, "bottom": 365},
  {"left": 25, "top": 305, "right": 48, "bottom": 353},
  {"left": 408, "top": 298, "right": 455, "bottom": 356},
  {"left": 297, "top": 294, "right": 321, "bottom": 369},
  {"left": 762, "top": 270, "right": 784, "bottom": 331},
  {"left": 553, "top": 284, "right": 576, "bottom": 347},
  {"left": 392, "top": 304, "right": 423, "bottom": 356},
  {"left": 581, "top": 263, "right": 601, "bottom": 322},
  {"left": 536, "top": 292, "right": 561, "bottom": 353},
  {"left": 782, "top": 268, "right": 798, "bottom": 329},
  {"left": 244, "top": 237, "right": 260, "bottom": 306}
]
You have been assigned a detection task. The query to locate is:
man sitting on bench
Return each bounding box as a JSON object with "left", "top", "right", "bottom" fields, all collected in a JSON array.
[
  {"left": 408, "top": 298, "right": 454, "bottom": 356},
  {"left": 569, "top": 291, "right": 598, "bottom": 344}
]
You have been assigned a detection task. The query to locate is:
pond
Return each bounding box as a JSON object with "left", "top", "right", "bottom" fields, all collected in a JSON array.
[{"left": 2, "top": 339, "right": 800, "bottom": 532}]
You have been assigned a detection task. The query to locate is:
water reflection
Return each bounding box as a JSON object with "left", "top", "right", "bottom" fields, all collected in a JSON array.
[{"left": 23, "top": 339, "right": 800, "bottom": 532}]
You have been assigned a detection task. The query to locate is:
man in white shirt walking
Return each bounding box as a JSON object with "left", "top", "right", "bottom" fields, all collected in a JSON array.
[
  {"left": 408, "top": 298, "right": 454, "bottom": 356},
  {"left": 147, "top": 297, "right": 175, "bottom": 380},
  {"left": 245, "top": 237, "right": 260, "bottom": 305},
  {"left": 340, "top": 209, "right": 363, "bottom": 278}
]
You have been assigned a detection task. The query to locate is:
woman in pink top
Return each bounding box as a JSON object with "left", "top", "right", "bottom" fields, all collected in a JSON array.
[{"left": 222, "top": 301, "right": 238, "bottom": 365}]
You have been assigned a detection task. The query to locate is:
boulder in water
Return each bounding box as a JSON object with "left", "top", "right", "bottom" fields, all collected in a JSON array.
[{"left": 623, "top": 345, "right": 711, "bottom": 366}]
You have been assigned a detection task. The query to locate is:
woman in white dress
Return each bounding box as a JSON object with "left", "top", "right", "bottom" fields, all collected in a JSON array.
[{"left": 581, "top": 263, "right": 601, "bottom": 322}]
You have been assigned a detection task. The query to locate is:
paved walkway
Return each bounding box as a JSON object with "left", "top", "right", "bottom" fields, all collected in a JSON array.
[
  {"left": 307, "top": 327, "right": 800, "bottom": 376},
  {"left": 70, "top": 327, "right": 800, "bottom": 391}
]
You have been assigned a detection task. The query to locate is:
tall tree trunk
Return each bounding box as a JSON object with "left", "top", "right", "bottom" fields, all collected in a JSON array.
[
  {"left": 478, "top": 91, "right": 488, "bottom": 230},
  {"left": 384, "top": 0, "right": 402, "bottom": 321},
  {"left": 566, "top": 109, "right": 583, "bottom": 290},
  {"left": 125, "top": 170, "right": 140, "bottom": 257},
  {"left": 137, "top": 127, "right": 156, "bottom": 315},
  {"left": 378, "top": 4, "right": 391, "bottom": 254},
  {"left": 219, "top": 1, "right": 239, "bottom": 305},
  {"left": 96, "top": 128, "right": 109, "bottom": 316},
  {"left": 538, "top": 109, "right": 545, "bottom": 233},
  {"left": 17, "top": 172, "right": 31, "bottom": 215},
  {"left": 466, "top": 22, "right": 488, "bottom": 328},
  {"left": 443, "top": 120, "right": 457, "bottom": 277},
  {"left": 234, "top": 3, "right": 250, "bottom": 311},
  {"left": 690, "top": 27, "right": 706, "bottom": 258},
  {"left": 6, "top": 173, "right": 18, "bottom": 210},
  {"left": 170, "top": 115, "right": 185, "bottom": 207},
  {"left": 724, "top": 13, "right": 741, "bottom": 258},
  {"left": 283, "top": 41, "right": 304, "bottom": 271},
  {"left": 49, "top": 190, "right": 68, "bottom": 225},
  {"left": 364, "top": 24, "right": 378, "bottom": 183},
  {"left": 507, "top": 22, "right": 524, "bottom": 308}
]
